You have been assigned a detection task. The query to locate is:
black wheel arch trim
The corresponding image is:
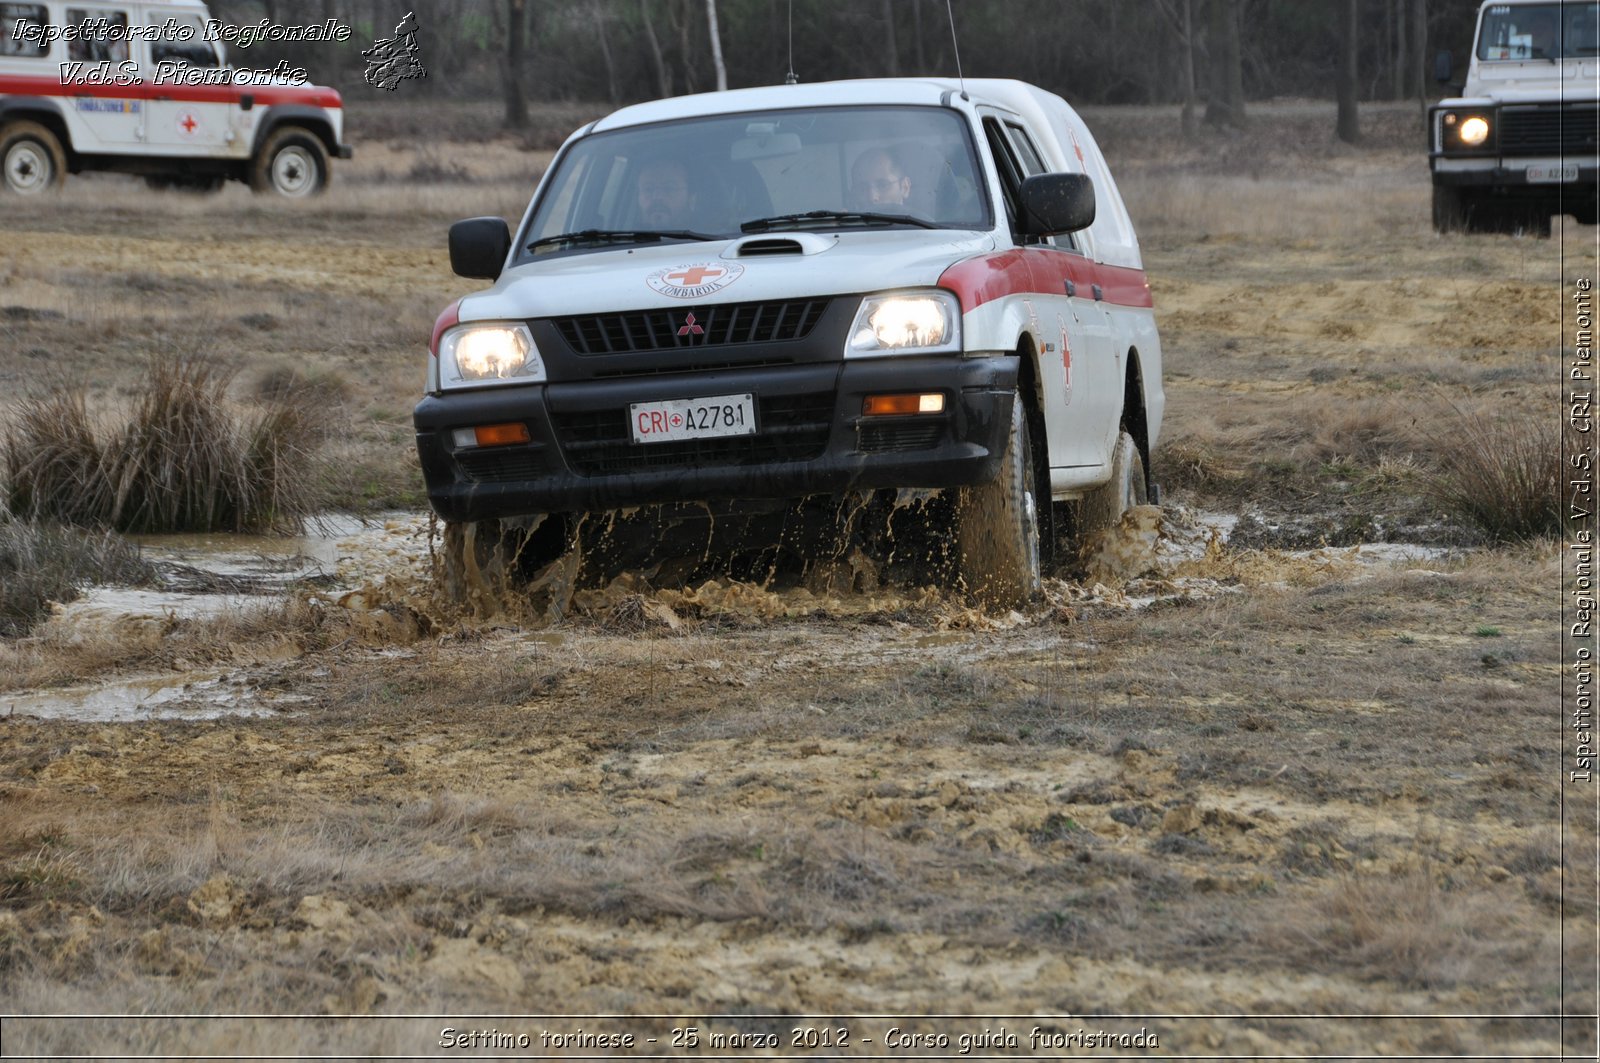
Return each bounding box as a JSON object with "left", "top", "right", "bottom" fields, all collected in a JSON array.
[
  {"left": 250, "top": 106, "right": 340, "bottom": 158},
  {"left": 0, "top": 98, "right": 72, "bottom": 153}
]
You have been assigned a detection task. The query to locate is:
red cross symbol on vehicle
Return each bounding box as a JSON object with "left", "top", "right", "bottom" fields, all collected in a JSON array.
[
  {"left": 179, "top": 113, "right": 198, "bottom": 134},
  {"left": 677, "top": 313, "right": 705, "bottom": 336},
  {"left": 667, "top": 266, "right": 723, "bottom": 287}
]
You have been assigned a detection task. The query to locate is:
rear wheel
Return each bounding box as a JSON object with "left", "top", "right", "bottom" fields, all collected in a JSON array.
[
  {"left": 954, "top": 391, "right": 1042, "bottom": 609},
  {"left": 250, "top": 127, "right": 328, "bottom": 197},
  {"left": 1079, "top": 430, "right": 1148, "bottom": 538},
  {"left": 1, "top": 121, "right": 66, "bottom": 196}
]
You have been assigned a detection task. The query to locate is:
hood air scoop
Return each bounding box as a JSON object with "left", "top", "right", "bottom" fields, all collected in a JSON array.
[{"left": 726, "top": 232, "right": 838, "bottom": 258}]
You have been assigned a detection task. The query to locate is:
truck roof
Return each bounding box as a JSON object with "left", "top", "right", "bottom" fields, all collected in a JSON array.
[{"left": 589, "top": 77, "right": 1047, "bottom": 131}]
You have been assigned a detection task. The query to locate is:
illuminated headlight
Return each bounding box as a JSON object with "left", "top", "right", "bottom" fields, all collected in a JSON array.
[
  {"left": 846, "top": 290, "right": 962, "bottom": 357},
  {"left": 437, "top": 323, "right": 544, "bottom": 390},
  {"left": 1442, "top": 111, "right": 1493, "bottom": 150}
]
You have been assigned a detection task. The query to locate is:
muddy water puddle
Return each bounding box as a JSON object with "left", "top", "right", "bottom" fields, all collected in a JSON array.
[{"left": 17, "top": 505, "right": 1466, "bottom": 723}]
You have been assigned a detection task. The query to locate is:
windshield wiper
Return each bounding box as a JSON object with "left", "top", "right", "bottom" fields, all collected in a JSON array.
[
  {"left": 528, "top": 228, "right": 715, "bottom": 251},
  {"left": 740, "top": 210, "right": 939, "bottom": 233}
]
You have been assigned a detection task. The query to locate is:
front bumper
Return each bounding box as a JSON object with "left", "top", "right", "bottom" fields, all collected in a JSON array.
[
  {"left": 1431, "top": 160, "right": 1600, "bottom": 190},
  {"left": 414, "top": 354, "right": 1018, "bottom": 521}
]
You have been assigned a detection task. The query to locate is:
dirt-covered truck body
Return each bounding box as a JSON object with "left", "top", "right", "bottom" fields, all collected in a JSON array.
[
  {"left": 1430, "top": 0, "right": 1599, "bottom": 234},
  {"left": 414, "top": 78, "right": 1164, "bottom": 606}
]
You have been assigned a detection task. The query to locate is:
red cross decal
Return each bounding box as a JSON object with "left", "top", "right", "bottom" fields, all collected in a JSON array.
[
  {"left": 180, "top": 113, "right": 198, "bottom": 134},
  {"left": 666, "top": 266, "right": 723, "bottom": 287},
  {"left": 677, "top": 313, "right": 705, "bottom": 336}
]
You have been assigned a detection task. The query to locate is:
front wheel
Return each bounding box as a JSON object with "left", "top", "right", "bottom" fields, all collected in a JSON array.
[
  {"left": 1432, "top": 184, "right": 1468, "bottom": 233},
  {"left": 1, "top": 121, "right": 66, "bottom": 196},
  {"left": 250, "top": 127, "right": 329, "bottom": 197},
  {"left": 954, "top": 391, "right": 1042, "bottom": 609}
]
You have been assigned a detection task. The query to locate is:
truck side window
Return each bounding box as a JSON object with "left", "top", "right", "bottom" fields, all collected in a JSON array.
[
  {"left": 982, "top": 118, "right": 1024, "bottom": 238},
  {"left": 65, "top": 7, "right": 129, "bottom": 62},
  {"left": 150, "top": 12, "right": 218, "bottom": 67},
  {"left": 1005, "top": 121, "right": 1081, "bottom": 254},
  {"left": 0, "top": 3, "right": 48, "bottom": 56}
]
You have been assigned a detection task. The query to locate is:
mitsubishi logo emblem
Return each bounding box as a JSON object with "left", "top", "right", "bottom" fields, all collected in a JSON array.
[{"left": 677, "top": 312, "right": 705, "bottom": 337}]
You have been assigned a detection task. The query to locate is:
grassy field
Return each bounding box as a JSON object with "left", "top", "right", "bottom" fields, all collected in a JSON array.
[{"left": 0, "top": 99, "right": 1592, "bottom": 1057}]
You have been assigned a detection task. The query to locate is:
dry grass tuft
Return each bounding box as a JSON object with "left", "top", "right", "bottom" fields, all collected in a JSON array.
[
  {"left": 1424, "top": 407, "right": 1561, "bottom": 542},
  {"left": 0, "top": 517, "right": 153, "bottom": 637},
  {"left": 4, "top": 355, "right": 327, "bottom": 535},
  {"left": 1264, "top": 871, "right": 1545, "bottom": 988}
]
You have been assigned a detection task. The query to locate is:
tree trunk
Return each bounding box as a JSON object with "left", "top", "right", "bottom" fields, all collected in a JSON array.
[
  {"left": 705, "top": 0, "right": 727, "bottom": 90},
  {"left": 503, "top": 0, "right": 527, "bottom": 129},
  {"left": 881, "top": 0, "right": 900, "bottom": 76},
  {"left": 594, "top": 0, "right": 619, "bottom": 103},
  {"left": 1180, "top": 0, "right": 1197, "bottom": 136},
  {"left": 1337, "top": 0, "right": 1361, "bottom": 143},
  {"left": 912, "top": 0, "right": 926, "bottom": 73},
  {"left": 640, "top": 0, "right": 671, "bottom": 97},
  {"left": 1205, "top": 0, "right": 1245, "bottom": 128},
  {"left": 1395, "top": 0, "right": 1409, "bottom": 100},
  {"left": 677, "top": 0, "right": 697, "bottom": 95},
  {"left": 1412, "top": 0, "right": 1429, "bottom": 109}
]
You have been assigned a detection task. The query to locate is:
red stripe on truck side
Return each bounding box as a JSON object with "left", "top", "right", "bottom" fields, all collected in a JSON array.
[
  {"left": 0, "top": 73, "right": 340, "bottom": 109},
  {"left": 939, "top": 250, "right": 1153, "bottom": 310}
]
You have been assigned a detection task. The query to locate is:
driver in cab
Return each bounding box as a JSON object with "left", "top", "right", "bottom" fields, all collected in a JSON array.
[{"left": 850, "top": 148, "right": 912, "bottom": 211}]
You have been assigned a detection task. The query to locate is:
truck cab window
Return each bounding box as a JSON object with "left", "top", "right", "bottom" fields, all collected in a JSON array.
[
  {"left": 65, "top": 7, "right": 129, "bottom": 62},
  {"left": 0, "top": 3, "right": 48, "bottom": 56},
  {"left": 150, "top": 11, "right": 218, "bottom": 67},
  {"left": 1005, "top": 121, "right": 1081, "bottom": 254}
]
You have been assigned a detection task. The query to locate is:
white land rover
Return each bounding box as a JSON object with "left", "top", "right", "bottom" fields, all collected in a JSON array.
[
  {"left": 0, "top": 0, "right": 350, "bottom": 195},
  {"left": 413, "top": 78, "right": 1164, "bottom": 608},
  {"left": 1431, "top": 0, "right": 1599, "bottom": 234}
]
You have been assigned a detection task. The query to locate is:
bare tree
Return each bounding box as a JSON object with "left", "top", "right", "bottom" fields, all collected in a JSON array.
[
  {"left": 1154, "top": 0, "right": 1199, "bottom": 137},
  {"left": 502, "top": 0, "right": 528, "bottom": 129},
  {"left": 639, "top": 0, "right": 671, "bottom": 97},
  {"left": 1205, "top": 0, "right": 1245, "bottom": 128},
  {"left": 706, "top": 0, "right": 727, "bottom": 90},
  {"left": 1337, "top": 0, "right": 1360, "bottom": 143}
]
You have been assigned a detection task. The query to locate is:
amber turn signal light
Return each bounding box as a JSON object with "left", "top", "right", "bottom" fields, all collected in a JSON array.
[
  {"left": 862, "top": 393, "right": 945, "bottom": 416},
  {"left": 453, "top": 423, "right": 531, "bottom": 448}
]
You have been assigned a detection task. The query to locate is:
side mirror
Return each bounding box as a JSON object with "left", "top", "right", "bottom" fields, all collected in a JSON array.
[
  {"left": 449, "top": 217, "right": 511, "bottom": 280},
  {"left": 1434, "top": 49, "right": 1453, "bottom": 84},
  {"left": 1019, "top": 172, "right": 1095, "bottom": 236}
]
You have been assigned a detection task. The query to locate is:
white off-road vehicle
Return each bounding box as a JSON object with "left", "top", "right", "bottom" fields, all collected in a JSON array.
[
  {"left": 0, "top": 0, "right": 350, "bottom": 195},
  {"left": 414, "top": 78, "right": 1164, "bottom": 607},
  {"left": 1430, "top": 0, "right": 1599, "bottom": 234}
]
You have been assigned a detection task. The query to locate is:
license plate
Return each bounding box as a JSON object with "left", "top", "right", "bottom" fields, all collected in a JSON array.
[
  {"left": 629, "top": 393, "right": 756, "bottom": 444},
  {"left": 1527, "top": 164, "right": 1578, "bottom": 184}
]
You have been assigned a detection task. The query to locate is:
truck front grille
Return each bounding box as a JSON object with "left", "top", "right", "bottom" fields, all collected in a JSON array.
[
  {"left": 1499, "top": 105, "right": 1599, "bottom": 157},
  {"left": 551, "top": 392, "right": 834, "bottom": 475},
  {"left": 552, "top": 299, "right": 830, "bottom": 355}
]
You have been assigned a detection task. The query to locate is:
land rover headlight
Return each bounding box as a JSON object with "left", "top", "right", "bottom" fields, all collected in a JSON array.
[
  {"left": 1442, "top": 110, "right": 1494, "bottom": 151},
  {"left": 437, "top": 323, "right": 544, "bottom": 390},
  {"left": 846, "top": 290, "right": 962, "bottom": 357}
]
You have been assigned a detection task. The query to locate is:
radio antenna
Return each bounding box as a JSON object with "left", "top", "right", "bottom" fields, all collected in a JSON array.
[
  {"left": 945, "top": 0, "right": 966, "bottom": 98},
  {"left": 785, "top": 0, "right": 797, "bottom": 83}
]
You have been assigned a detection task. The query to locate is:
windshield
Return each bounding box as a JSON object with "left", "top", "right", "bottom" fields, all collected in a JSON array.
[
  {"left": 520, "top": 105, "right": 991, "bottom": 258},
  {"left": 1477, "top": 2, "right": 1600, "bottom": 60}
]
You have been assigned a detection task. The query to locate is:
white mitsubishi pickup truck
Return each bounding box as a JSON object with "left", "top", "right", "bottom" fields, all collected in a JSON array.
[
  {"left": 413, "top": 78, "right": 1164, "bottom": 608},
  {"left": 1430, "top": 0, "right": 1599, "bottom": 234}
]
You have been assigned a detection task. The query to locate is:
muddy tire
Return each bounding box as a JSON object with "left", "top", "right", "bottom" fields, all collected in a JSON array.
[
  {"left": 954, "top": 392, "right": 1042, "bottom": 609},
  {"left": 1432, "top": 184, "right": 1468, "bottom": 233},
  {"left": 439, "top": 515, "right": 578, "bottom": 618},
  {"left": 250, "top": 127, "right": 328, "bottom": 198},
  {"left": 1080, "top": 430, "right": 1148, "bottom": 537},
  {"left": 1, "top": 121, "right": 66, "bottom": 196}
]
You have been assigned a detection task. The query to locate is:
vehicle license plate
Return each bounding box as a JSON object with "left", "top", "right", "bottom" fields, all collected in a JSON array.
[
  {"left": 1527, "top": 164, "right": 1578, "bottom": 184},
  {"left": 630, "top": 393, "right": 757, "bottom": 444}
]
